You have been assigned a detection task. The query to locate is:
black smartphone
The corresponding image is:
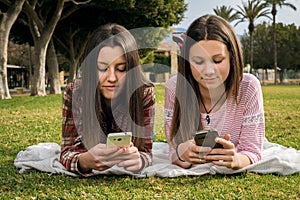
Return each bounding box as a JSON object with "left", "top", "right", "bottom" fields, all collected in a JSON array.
[{"left": 193, "top": 129, "right": 223, "bottom": 148}]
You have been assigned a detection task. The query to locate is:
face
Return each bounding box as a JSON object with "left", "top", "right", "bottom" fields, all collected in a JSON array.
[
  {"left": 189, "top": 40, "right": 230, "bottom": 90},
  {"left": 97, "top": 46, "right": 127, "bottom": 100}
]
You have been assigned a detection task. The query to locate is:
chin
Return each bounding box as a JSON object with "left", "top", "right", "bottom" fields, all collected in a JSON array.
[{"left": 203, "top": 83, "right": 224, "bottom": 90}]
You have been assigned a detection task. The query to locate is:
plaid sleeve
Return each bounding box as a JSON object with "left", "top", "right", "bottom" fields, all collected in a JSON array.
[
  {"left": 60, "top": 82, "right": 92, "bottom": 176},
  {"left": 140, "top": 86, "right": 155, "bottom": 168}
]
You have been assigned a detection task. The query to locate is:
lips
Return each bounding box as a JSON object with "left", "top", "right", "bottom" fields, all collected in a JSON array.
[
  {"left": 202, "top": 77, "right": 217, "bottom": 81},
  {"left": 103, "top": 85, "right": 117, "bottom": 91}
]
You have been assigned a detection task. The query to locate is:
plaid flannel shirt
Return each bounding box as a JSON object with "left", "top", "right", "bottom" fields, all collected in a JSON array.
[{"left": 60, "top": 80, "right": 155, "bottom": 176}]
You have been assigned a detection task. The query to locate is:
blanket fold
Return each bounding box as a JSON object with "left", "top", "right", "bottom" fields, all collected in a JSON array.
[{"left": 14, "top": 139, "right": 300, "bottom": 177}]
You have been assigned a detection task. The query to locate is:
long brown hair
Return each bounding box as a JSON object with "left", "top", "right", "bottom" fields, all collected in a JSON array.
[
  {"left": 77, "top": 23, "right": 153, "bottom": 150},
  {"left": 170, "top": 15, "right": 244, "bottom": 146}
]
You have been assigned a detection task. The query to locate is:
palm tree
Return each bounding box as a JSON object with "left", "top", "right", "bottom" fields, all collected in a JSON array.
[
  {"left": 213, "top": 5, "right": 240, "bottom": 23},
  {"left": 264, "top": 0, "right": 296, "bottom": 84},
  {"left": 235, "top": 0, "right": 270, "bottom": 73}
]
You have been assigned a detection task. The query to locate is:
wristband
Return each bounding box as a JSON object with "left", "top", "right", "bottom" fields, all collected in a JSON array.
[
  {"left": 176, "top": 144, "right": 186, "bottom": 162},
  {"left": 139, "top": 154, "right": 146, "bottom": 170},
  {"left": 132, "top": 154, "right": 146, "bottom": 174}
]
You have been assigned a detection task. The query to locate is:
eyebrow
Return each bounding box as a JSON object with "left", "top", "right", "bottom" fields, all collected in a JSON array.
[
  {"left": 191, "top": 53, "right": 225, "bottom": 58},
  {"left": 97, "top": 61, "right": 126, "bottom": 66},
  {"left": 98, "top": 61, "right": 108, "bottom": 65}
]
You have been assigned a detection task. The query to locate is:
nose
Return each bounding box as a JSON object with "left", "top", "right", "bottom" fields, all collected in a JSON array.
[
  {"left": 202, "top": 61, "right": 215, "bottom": 76},
  {"left": 107, "top": 67, "right": 117, "bottom": 82}
]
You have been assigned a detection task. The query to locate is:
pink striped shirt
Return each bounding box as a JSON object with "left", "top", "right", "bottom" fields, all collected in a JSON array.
[{"left": 164, "top": 73, "right": 265, "bottom": 164}]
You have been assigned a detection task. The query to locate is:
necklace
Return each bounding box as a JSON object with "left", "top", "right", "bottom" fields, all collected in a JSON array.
[{"left": 200, "top": 91, "right": 226, "bottom": 125}]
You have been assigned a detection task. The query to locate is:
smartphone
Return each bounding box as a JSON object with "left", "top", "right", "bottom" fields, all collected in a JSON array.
[
  {"left": 106, "top": 132, "right": 132, "bottom": 148},
  {"left": 193, "top": 129, "right": 223, "bottom": 148}
]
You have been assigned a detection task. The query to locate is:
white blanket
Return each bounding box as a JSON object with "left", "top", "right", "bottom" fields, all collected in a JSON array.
[{"left": 14, "top": 139, "right": 300, "bottom": 177}]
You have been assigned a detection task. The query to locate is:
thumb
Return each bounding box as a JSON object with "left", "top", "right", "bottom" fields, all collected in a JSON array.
[
  {"left": 216, "top": 135, "right": 234, "bottom": 149},
  {"left": 224, "top": 134, "right": 231, "bottom": 141}
]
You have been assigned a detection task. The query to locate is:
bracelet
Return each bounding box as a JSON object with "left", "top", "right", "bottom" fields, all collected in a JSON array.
[
  {"left": 139, "top": 154, "right": 146, "bottom": 170},
  {"left": 176, "top": 144, "right": 186, "bottom": 162}
]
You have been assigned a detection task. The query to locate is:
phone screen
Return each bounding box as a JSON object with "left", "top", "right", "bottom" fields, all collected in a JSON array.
[{"left": 193, "top": 130, "right": 223, "bottom": 148}]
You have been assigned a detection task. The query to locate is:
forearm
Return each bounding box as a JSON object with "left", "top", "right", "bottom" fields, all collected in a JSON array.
[
  {"left": 234, "top": 153, "right": 251, "bottom": 169},
  {"left": 171, "top": 152, "right": 193, "bottom": 168},
  {"left": 77, "top": 152, "right": 95, "bottom": 173},
  {"left": 170, "top": 144, "right": 193, "bottom": 169},
  {"left": 60, "top": 138, "right": 89, "bottom": 174}
]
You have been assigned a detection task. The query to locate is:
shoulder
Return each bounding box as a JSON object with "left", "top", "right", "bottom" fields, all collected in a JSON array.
[
  {"left": 64, "top": 78, "right": 82, "bottom": 98},
  {"left": 165, "top": 74, "right": 177, "bottom": 96},
  {"left": 240, "top": 73, "right": 261, "bottom": 91},
  {"left": 142, "top": 85, "right": 155, "bottom": 107},
  {"left": 143, "top": 84, "right": 155, "bottom": 100},
  {"left": 238, "top": 73, "right": 262, "bottom": 100},
  {"left": 165, "top": 74, "right": 177, "bottom": 89},
  {"left": 242, "top": 73, "right": 260, "bottom": 85},
  {"left": 143, "top": 84, "right": 155, "bottom": 95},
  {"left": 65, "top": 78, "right": 82, "bottom": 90}
]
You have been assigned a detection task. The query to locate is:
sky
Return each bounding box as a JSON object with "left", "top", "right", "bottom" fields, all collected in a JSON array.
[{"left": 174, "top": 0, "right": 300, "bottom": 35}]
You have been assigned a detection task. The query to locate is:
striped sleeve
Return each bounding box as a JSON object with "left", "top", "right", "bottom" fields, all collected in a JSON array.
[
  {"left": 237, "top": 74, "right": 265, "bottom": 163},
  {"left": 164, "top": 75, "right": 177, "bottom": 160}
]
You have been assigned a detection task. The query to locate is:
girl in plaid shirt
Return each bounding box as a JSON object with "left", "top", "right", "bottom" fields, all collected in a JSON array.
[{"left": 60, "top": 24, "right": 155, "bottom": 176}]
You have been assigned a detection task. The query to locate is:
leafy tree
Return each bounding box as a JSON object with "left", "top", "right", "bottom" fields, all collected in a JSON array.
[
  {"left": 22, "top": 0, "right": 92, "bottom": 96},
  {"left": 241, "top": 22, "right": 300, "bottom": 83},
  {"left": 252, "top": 22, "right": 273, "bottom": 70},
  {"left": 22, "top": 0, "right": 65, "bottom": 96},
  {"left": 213, "top": 5, "right": 240, "bottom": 23},
  {"left": 54, "top": 0, "right": 186, "bottom": 83},
  {"left": 7, "top": 0, "right": 186, "bottom": 94},
  {"left": 263, "top": 0, "right": 297, "bottom": 84},
  {"left": 235, "top": 0, "right": 270, "bottom": 73},
  {"left": 0, "top": 0, "right": 25, "bottom": 99},
  {"left": 276, "top": 23, "right": 300, "bottom": 82}
]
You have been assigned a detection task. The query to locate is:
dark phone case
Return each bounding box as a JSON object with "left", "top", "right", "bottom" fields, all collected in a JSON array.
[{"left": 193, "top": 130, "right": 223, "bottom": 148}]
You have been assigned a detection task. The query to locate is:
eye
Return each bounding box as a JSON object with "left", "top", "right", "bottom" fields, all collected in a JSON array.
[
  {"left": 97, "top": 66, "right": 108, "bottom": 72},
  {"left": 191, "top": 58, "right": 204, "bottom": 65},
  {"left": 116, "top": 64, "right": 126, "bottom": 72},
  {"left": 97, "top": 63, "right": 108, "bottom": 72},
  {"left": 213, "top": 58, "right": 224, "bottom": 64},
  {"left": 194, "top": 60, "right": 204, "bottom": 65}
]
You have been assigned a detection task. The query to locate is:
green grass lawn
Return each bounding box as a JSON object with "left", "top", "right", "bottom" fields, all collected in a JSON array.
[{"left": 0, "top": 85, "right": 299, "bottom": 199}]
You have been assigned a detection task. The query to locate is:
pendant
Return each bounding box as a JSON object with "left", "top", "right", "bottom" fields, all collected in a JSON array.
[{"left": 205, "top": 114, "right": 210, "bottom": 125}]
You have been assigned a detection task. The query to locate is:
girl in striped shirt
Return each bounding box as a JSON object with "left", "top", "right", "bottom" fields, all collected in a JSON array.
[{"left": 164, "top": 15, "right": 264, "bottom": 169}]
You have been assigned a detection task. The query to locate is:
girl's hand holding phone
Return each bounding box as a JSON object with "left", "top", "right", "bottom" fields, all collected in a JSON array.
[{"left": 204, "top": 134, "right": 251, "bottom": 169}]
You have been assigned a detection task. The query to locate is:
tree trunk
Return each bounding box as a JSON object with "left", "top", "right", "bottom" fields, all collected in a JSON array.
[
  {"left": 272, "top": 3, "right": 278, "bottom": 85},
  {"left": 0, "top": 17, "right": 11, "bottom": 100},
  {"left": 0, "top": 0, "right": 25, "bottom": 99},
  {"left": 279, "top": 70, "right": 284, "bottom": 84},
  {"left": 25, "top": 0, "right": 65, "bottom": 96},
  {"left": 249, "top": 31, "right": 254, "bottom": 74},
  {"left": 47, "top": 39, "right": 61, "bottom": 94},
  {"left": 68, "top": 58, "right": 78, "bottom": 83},
  {"left": 31, "top": 43, "right": 47, "bottom": 96}
]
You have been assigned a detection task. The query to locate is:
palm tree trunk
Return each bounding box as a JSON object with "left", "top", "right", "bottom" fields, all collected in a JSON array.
[
  {"left": 272, "top": 3, "right": 278, "bottom": 85},
  {"left": 249, "top": 30, "right": 254, "bottom": 74}
]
